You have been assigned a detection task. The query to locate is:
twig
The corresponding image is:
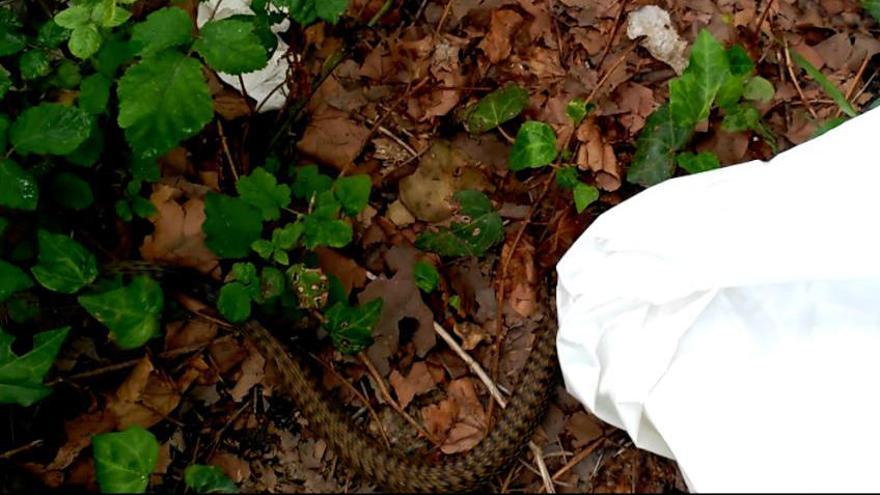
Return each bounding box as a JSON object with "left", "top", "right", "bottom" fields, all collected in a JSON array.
[
  {"left": 308, "top": 353, "right": 392, "bottom": 448},
  {"left": 838, "top": 54, "right": 871, "bottom": 118},
  {"left": 597, "top": 0, "right": 629, "bottom": 68},
  {"left": 434, "top": 0, "right": 455, "bottom": 37},
  {"left": 433, "top": 322, "right": 507, "bottom": 406},
  {"left": 0, "top": 440, "right": 43, "bottom": 460},
  {"left": 216, "top": 121, "right": 240, "bottom": 181},
  {"left": 752, "top": 0, "right": 776, "bottom": 36},
  {"left": 784, "top": 41, "right": 819, "bottom": 120},
  {"left": 357, "top": 352, "right": 442, "bottom": 446},
  {"left": 530, "top": 441, "right": 556, "bottom": 493},
  {"left": 550, "top": 436, "right": 605, "bottom": 482},
  {"left": 368, "top": 0, "right": 394, "bottom": 27}
]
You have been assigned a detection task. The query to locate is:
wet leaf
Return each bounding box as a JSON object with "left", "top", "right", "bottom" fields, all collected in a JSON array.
[
  {"left": 78, "top": 276, "right": 164, "bottom": 349},
  {"left": 627, "top": 105, "right": 693, "bottom": 187},
  {"left": 416, "top": 190, "right": 503, "bottom": 257},
  {"left": 333, "top": 174, "right": 371, "bottom": 216},
  {"left": 509, "top": 121, "right": 558, "bottom": 171},
  {"left": 131, "top": 7, "right": 192, "bottom": 57},
  {"left": 236, "top": 167, "right": 291, "bottom": 221},
  {"left": 0, "top": 160, "right": 39, "bottom": 210},
  {"left": 10, "top": 103, "right": 92, "bottom": 155},
  {"left": 194, "top": 18, "right": 268, "bottom": 75},
  {"left": 465, "top": 84, "right": 529, "bottom": 134},
  {"left": 93, "top": 426, "right": 159, "bottom": 494},
  {"left": 0, "top": 326, "right": 68, "bottom": 406},
  {"left": 203, "top": 193, "right": 264, "bottom": 259},
  {"left": 31, "top": 230, "right": 98, "bottom": 294}
]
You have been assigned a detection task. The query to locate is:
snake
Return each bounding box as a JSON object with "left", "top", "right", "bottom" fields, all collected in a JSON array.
[{"left": 117, "top": 263, "right": 559, "bottom": 492}]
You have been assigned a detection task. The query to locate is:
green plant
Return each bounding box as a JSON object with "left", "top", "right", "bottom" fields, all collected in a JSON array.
[
  {"left": 92, "top": 426, "right": 159, "bottom": 493},
  {"left": 184, "top": 465, "right": 238, "bottom": 494},
  {"left": 627, "top": 30, "right": 777, "bottom": 187}
]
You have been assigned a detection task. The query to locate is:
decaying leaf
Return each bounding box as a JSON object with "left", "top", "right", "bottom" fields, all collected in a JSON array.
[
  {"left": 575, "top": 119, "right": 622, "bottom": 191},
  {"left": 478, "top": 9, "right": 523, "bottom": 64},
  {"left": 389, "top": 361, "right": 439, "bottom": 408},
  {"left": 297, "top": 107, "right": 370, "bottom": 171}
]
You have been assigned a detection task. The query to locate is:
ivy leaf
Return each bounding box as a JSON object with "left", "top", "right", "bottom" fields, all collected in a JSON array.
[
  {"left": 78, "top": 276, "right": 164, "bottom": 349},
  {"left": 292, "top": 165, "right": 332, "bottom": 200},
  {"left": 676, "top": 151, "right": 720, "bottom": 175},
  {"left": 0, "top": 9, "right": 26, "bottom": 57},
  {"left": 669, "top": 30, "right": 729, "bottom": 127},
  {"left": 555, "top": 166, "right": 579, "bottom": 190},
  {"left": 416, "top": 190, "right": 504, "bottom": 257},
  {"left": 50, "top": 173, "right": 94, "bottom": 210},
  {"left": 0, "top": 160, "right": 39, "bottom": 210},
  {"left": 217, "top": 282, "right": 252, "bottom": 323},
  {"left": 236, "top": 167, "right": 291, "bottom": 221},
  {"left": 509, "top": 121, "right": 558, "bottom": 171},
  {"left": 726, "top": 44, "right": 755, "bottom": 77},
  {"left": 413, "top": 261, "right": 439, "bottom": 293},
  {"left": 0, "top": 327, "right": 69, "bottom": 406},
  {"left": 19, "top": 50, "right": 50, "bottom": 80},
  {"left": 79, "top": 73, "right": 112, "bottom": 114},
  {"left": 565, "top": 97, "right": 595, "bottom": 126},
  {"left": 288, "top": 264, "right": 329, "bottom": 309},
  {"left": 466, "top": 84, "right": 529, "bottom": 134},
  {"left": 131, "top": 7, "right": 192, "bottom": 56},
  {"left": 743, "top": 76, "right": 775, "bottom": 103},
  {"left": 793, "top": 52, "right": 857, "bottom": 118},
  {"left": 573, "top": 183, "right": 599, "bottom": 214},
  {"left": 184, "top": 465, "right": 238, "bottom": 494},
  {"left": 333, "top": 174, "right": 371, "bottom": 216},
  {"left": 31, "top": 230, "right": 98, "bottom": 294},
  {"left": 627, "top": 104, "right": 693, "bottom": 187},
  {"left": 117, "top": 51, "right": 214, "bottom": 159},
  {"left": 721, "top": 103, "right": 761, "bottom": 132},
  {"left": 10, "top": 103, "right": 92, "bottom": 155},
  {"left": 194, "top": 18, "right": 269, "bottom": 75},
  {"left": 69, "top": 24, "right": 102, "bottom": 59},
  {"left": 93, "top": 426, "right": 159, "bottom": 494},
  {"left": 203, "top": 193, "right": 264, "bottom": 258},
  {"left": 324, "top": 299, "right": 383, "bottom": 355},
  {"left": 0, "top": 260, "right": 32, "bottom": 303}
]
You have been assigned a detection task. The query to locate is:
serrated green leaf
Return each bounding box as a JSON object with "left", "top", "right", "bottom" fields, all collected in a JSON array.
[
  {"left": 288, "top": 264, "right": 328, "bottom": 309},
  {"left": 0, "top": 327, "right": 69, "bottom": 406},
  {"left": 627, "top": 104, "right": 694, "bottom": 187},
  {"left": 79, "top": 73, "right": 112, "bottom": 114},
  {"left": 0, "top": 260, "right": 32, "bottom": 303},
  {"left": 93, "top": 426, "right": 159, "bottom": 494},
  {"left": 676, "top": 151, "right": 720, "bottom": 174},
  {"left": 415, "top": 190, "right": 504, "bottom": 257},
  {"left": 721, "top": 103, "right": 761, "bottom": 132},
  {"left": 10, "top": 103, "right": 92, "bottom": 156},
  {"left": 0, "top": 9, "right": 25, "bottom": 57},
  {"left": 252, "top": 239, "right": 274, "bottom": 259},
  {"left": 131, "top": 7, "right": 193, "bottom": 57},
  {"left": 273, "top": 222, "right": 304, "bottom": 250},
  {"left": 78, "top": 276, "right": 163, "bottom": 349},
  {"left": 573, "top": 183, "right": 599, "bottom": 214},
  {"left": 793, "top": 52, "right": 857, "bottom": 118},
  {"left": 94, "top": 35, "right": 137, "bottom": 76},
  {"left": 69, "top": 24, "right": 102, "bottom": 59},
  {"left": 55, "top": 5, "right": 92, "bottom": 29},
  {"left": 37, "top": 20, "right": 70, "bottom": 49},
  {"left": 466, "top": 84, "right": 529, "bottom": 134},
  {"left": 184, "top": 465, "right": 238, "bottom": 494},
  {"left": 31, "top": 230, "right": 98, "bottom": 294},
  {"left": 0, "top": 160, "right": 38, "bottom": 210},
  {"left": 325, "top": 298, "right": 382, "bottom": 355},
  {"left": 282, "top": 0, "right": 318, "bottom": 25},
  {"left": 236, "top": 167, "right": 291, "bottom": 221},
  {"left": 50, "top": 172, "right": 94, "bottom": 210},
  {"left": 743, "top": 76, "right": 775, "bottom": 103},
  {"left": 292, "top": 165, "right": 333, "bottom": 200},
  {"left": 509, "top": 121, "right": 557, "bottom": 171},
  {"left": 413, "top": 261, "right": 439, "bottom": 293},
  {"left": 333, "top": 174, "right": 371, "bottom": 215},
  {"left": 203, "top": 193, "right": 264, "bottom": 258},
  {"left": 66, "top": 119, "right": 104, "bottom": 167},
  {"left": 218, "top": 282, "right": 252, "bottom": 322},
  {"left": 195, "top": 18, "right": 268, "bottom": 75},
  {"left": 117, "top": 51, "right": 213, "bottom": 159},
  {"left": 302, "top": 215, "right": 352, "bottom": 249},
  {"left": 555, "top": 166, "right": 579, "bottom": 190},
  {"left": 19, "top": 50, "right": 51, "bottom": 80},
  {"left": 53, "top": 60, "right": 82, "bottom": 89}
]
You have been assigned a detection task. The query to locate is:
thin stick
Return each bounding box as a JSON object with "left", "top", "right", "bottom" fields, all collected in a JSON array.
[
  {"left": 530, "top": 441, "right": 556, "bottom": 493},
  {"left": 838, "top": 54, "right": 871, "bottom": 118},
  {"left": 309, "top": 353, "right": 392, "bottom": 448},
  {"left": 358, "top": 352, "right": 442, "bottom": 446},
  {"left": 0, "top": 439, "right": 43, "bottom": 460},
  {"left": 753, "top": 0, "right": 776, "bottom": 36},
  {"left": 434, "top": 0, "right": 455, "bottom": 37},
  {"left": 550, "top": 436, "right": 605, "bottom": 481},
  {"left": 216, "top": 121, "right": 240, "bottom": 181},
  {"left": 597, "top": 0, "right": 629, "bottom": 68},
  {"left": 784, "top": 41, "right": 819, "bottom": 120},
  {"left": 433, "top": 322, "right": 507, "bottom": 407}
]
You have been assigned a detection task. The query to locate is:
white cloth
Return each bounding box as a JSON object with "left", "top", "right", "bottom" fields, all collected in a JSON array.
[{"left": 556, "top": 107, "right": 880, "bottom": 492}]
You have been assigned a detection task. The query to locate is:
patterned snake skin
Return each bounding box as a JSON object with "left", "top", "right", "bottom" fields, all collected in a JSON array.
[{"left": 112, "top": 263, "right": 557, "bottom": 492}]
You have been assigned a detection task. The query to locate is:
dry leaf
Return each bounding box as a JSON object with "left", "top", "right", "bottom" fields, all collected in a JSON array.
[
  {"left": 502, "top": 231, "right": 537, "bottom": 318},
  {"left": 576, "top": 119, "right": 621, "bottom": 191},
  {"left": 297, "top": 107, "right": 370, "bottom": 171},
  {"left": 229, "top": 345, "right": 266, "bottom": 402},
  {"left": 440, "top": 378, "right": 487, "bottom": 454},
  {"left": 479, "top": 9, "right": 523, "bottom": 64},
  {"left": 316, "top": 247, "right": 367, "bottom": 295},
  {"left": 389, "top": 361, "right": 438, "bottom": 408}
]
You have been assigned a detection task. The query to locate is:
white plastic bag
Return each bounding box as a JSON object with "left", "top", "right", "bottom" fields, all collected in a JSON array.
[{"left": 556, "top": 107, "right": 880, "bottom": 492}]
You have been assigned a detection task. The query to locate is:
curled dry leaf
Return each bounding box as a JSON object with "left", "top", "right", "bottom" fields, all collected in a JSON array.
[
  {"left": 297, "top": 107, "right": 371, "bottom": 171},
  {"left": 479, "top": 9, "right": 524, "bottom": 64},
  {"left": 576, "top": 119, "right": 622, "bottom": 192},
  {"left": 140, "top": 184, "right": 220, "bottom": 277},
  {"left": 612, "top": 82, "right": 656, "bottom": 135},
  {"left": 501, "top": 231, "right": 537, "bottom": 318},
  {"left": 442, "top": 378, "right": 488, "bottom": 454},
  {"left": 389, "top": 361, "right": 439, "bottom": 408},
  {"left": 316, "top": 247, "right": 367, "bottom": 296},
  {"left": 109, "top": 356, "right": 193, "bottom": 430}
]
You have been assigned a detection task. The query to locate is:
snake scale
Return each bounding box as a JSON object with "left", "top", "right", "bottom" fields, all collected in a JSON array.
[{"left": 123, "top": 264, "right": 558, "bottom": 492}]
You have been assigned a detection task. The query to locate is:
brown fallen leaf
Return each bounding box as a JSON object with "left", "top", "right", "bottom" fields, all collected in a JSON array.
[
  {"left": 209, "top": 452, "right": 252, "bottom": 484},
  {"left": 479, "top": 9, "right": 524, "bottom": 64},
  {"left": 576, "top": 119, "right": 622, "bottom": 191},
  {"left": 316, "top": 247, "right": 367, "bottom": 296},
  {"left": 140, "top": 184, "right": 220, "bottom": 277},
  {"left": 502, "top": 230, "right": 537, "bottom": 318},
  {"left": 229, "top": 344, "right": 266, "bottom": 402},
  {"left": 108, "top": 356, "right": 186, "bottom": 430},
  {"left": 297, "top": 107, "right": 370, "bottom": 171},
  {"left": 440, "top": 378, "right": 488, "bottom": 454},
  {"left": 389, "top": 361, "right": 438, "bottom": 408},
  {"left": 213, "top": 88, "right": 252, "bottom": 120},
  {"left": 165, "top": 319, "right": 218, "bottom": 351}
]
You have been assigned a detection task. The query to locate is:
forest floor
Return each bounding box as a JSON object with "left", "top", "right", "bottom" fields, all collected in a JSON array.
[{"left": 4, "top": 0, "right": 880, "bottom": 493}]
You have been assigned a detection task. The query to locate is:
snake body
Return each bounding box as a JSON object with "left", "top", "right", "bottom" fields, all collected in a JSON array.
[{"left": 118, "top": 264, "right": 558, "bottom": 492}]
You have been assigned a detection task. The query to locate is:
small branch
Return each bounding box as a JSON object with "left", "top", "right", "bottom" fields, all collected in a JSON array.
[
  {"left": 0, "top": 440, "right": 43, "bottom": 460},
  {"left": 597, "top": 0, "right": 629, "bottom": 68},
  {"left": 368, "top": 0, "right": 394, "bottom": 27},
  {"left": 838, "top": 54, "right": 870, "bottom": 118},
  {"left": 784, "top": 41, "right": 819, "bottom": 120},
  {"left": 550, "top": 436, "right": 605, "bottom": 482},
  {"left": 216, "top": 121, "right": 240, "bottom": 182},
  {"left": 752, "top": 0, "right": 776, "bottom": 37},
  {"left": 530, "top": 442, "right": 556, "bottom": 493}
]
